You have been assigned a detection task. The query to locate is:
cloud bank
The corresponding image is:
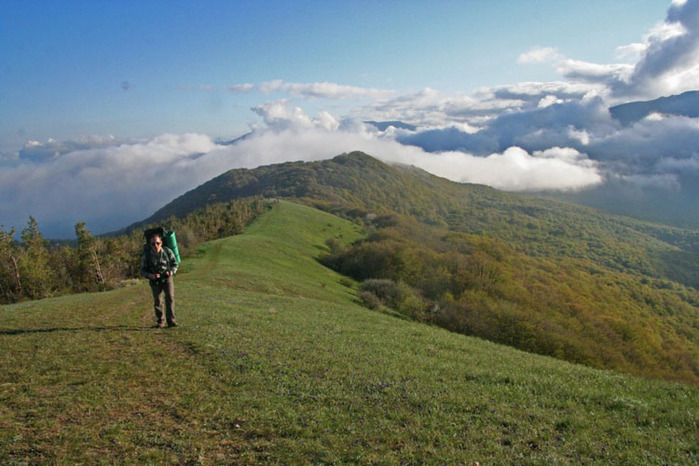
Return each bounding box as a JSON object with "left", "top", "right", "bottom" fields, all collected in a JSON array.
[
  {"left": 1, "top": 110, "right": 605, "bottom": 237},
  {"left": 2, "top": 0, "right": 698, "bottom": 237}
]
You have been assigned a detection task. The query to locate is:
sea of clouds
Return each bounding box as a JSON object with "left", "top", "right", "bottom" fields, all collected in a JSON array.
[{"left": 1, "top": 0, "right": 698, "bottom": 237}]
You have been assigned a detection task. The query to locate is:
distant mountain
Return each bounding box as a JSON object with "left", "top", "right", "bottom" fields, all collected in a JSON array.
[
  {"left": 215, "top": 132, "right": 253, "bottom": 145},
  {"left": 610, "top": 90, "right": 699, "bottom": 125},
  {"left": 533, "top": 91, "right": 699, "bottom": 227},
  {"left": 364, "top": 120, "right": 418, "bottom": 131},
  {"left": 538, "top": 179, "right": 699, "bottom": 229},
  {"left": 138, "top": 152, "right": 698, "bottom": 382}
]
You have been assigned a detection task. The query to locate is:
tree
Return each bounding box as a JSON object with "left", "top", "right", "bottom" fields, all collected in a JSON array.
[
  {"left": 74, "top": 222, "right": 105, "bottom": 291},
  {"left": 19, "top": 216, "right": 54, "bottom": 299},
  {"left": 0, "top": 227, "right": 21, "bottom": 302}
]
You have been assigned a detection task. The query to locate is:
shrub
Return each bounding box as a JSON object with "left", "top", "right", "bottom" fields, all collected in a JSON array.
[
  {"left": 399, "top": 293, "right": 432, "bottom": 322},
  {"left": 358, "top": 290, "right": 382, "bottom": 309},
  {"left": 359, "top": 278, "right": 432, "bottom": 321},
  {"left": 359, "top": 279, "right": 408, "bottom": 308}
]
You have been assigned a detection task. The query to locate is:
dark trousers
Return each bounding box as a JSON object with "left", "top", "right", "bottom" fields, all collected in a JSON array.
[{"left": 149, "top": 276, "right": 175, "bottom": 324}]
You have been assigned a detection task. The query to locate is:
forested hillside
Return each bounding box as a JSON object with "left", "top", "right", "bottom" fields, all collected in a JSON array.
[{"left": 143, "top": 152, "right": 698, "bottom": 383}]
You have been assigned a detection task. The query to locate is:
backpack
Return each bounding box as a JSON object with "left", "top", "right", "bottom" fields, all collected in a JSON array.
[{"left": 144, "top": 226, "right": 181, "bottom": 264}]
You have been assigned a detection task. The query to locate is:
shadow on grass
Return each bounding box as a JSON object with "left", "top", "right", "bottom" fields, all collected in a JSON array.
[{"left": 0, "top": 325, "right": 155, "bottom": 336}]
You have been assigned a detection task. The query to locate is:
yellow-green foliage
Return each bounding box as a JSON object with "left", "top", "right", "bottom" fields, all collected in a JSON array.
[{"left": 323, "top": 215, "right": 698, "bottom": 384}]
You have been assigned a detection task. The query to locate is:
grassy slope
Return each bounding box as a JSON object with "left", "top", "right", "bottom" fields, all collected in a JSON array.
[{"left": 1, "top": 202, "right": 696, "bottom": 464}]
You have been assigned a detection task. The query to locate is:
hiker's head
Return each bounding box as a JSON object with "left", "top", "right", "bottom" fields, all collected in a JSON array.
[{"left": 150, "top": 234, "right": 163, "bottom": 252}]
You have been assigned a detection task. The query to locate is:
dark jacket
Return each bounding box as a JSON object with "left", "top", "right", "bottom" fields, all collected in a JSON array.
[{"left": 140, "top": 246, "right": 178, "bottom": 281}]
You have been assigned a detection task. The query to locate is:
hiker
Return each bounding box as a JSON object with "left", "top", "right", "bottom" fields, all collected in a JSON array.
[{"left": 140, "top": 232, "right": 179, "bottom": 328}]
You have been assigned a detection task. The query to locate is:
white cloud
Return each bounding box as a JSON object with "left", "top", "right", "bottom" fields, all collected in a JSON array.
[
  {"left": 257, "top": 79, "right": 394, "bottom": 100},
  {"left": 515, "top": 0, "right": 699, "bottom": 100},
  {"left": 517, "top": 47, "right": 562, "bottom": 64},
  {"left": 206, "top": 102, "right": 604, "bottom": 194},
  {"left": 558, "top": 59, "right": 634, "bottom": 85},
  {"left": 538, "top": 95, "right": 564, "bottom": 108},
  {"left": 567, "top": 127, "right": 591, "bottom": 145},
  {"left": 182, "top": 80, "right": 395, "bottom": 100},
  {"left": 355, "top": 83, "right": 601, "bottom": 131},
  {"left": 0, "top": 107, "right": 608, "bottom": 237},
  {"left": 250, "top": 100, "right": 341, "bottom": 132},
  {"left": 227, "top": 83, "right": 255, "bottom": 93},
  {"left": 19, "top": 135, "right": 119, "bottom": 161},
  {"left": 588, "top": 114, "right": 699, "bottom": 170},
  {"left": 0, "top": 134, "right": 228, "bottom": 237},
  {"left": 252, "top": 100, "right": 315, "bottom": 130},
  {"left": 621, "top": 0, "right": 699, "bottom": 97},
  {"left": 400, "top": 146, "right": 602, "bottom": 192},
  {"left": 615, "top": 43, "right": 646, "bottom": 62}
]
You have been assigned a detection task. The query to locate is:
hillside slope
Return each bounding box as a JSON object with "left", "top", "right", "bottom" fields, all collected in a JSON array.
[
  {"left": 137, "top": 152, "right": 699, "bottom": 383},
  {"left": 1, "top": 202, "right": 696, "bottom": 464},
  {"left": 145, "top": 152, "right": 699, "bottom": 287}
]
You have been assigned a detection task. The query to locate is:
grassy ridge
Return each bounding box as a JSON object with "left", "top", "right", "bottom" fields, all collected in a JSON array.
[
  {"left": 138, "top": 152, "right": 698, "bottom": 383},
  {"left": 1, "top": 202, "right": 696, "bottom": 464}
]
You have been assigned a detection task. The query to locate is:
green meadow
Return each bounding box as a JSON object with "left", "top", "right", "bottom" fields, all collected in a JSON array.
[{"left": 1, "top": 202, "right": 696, "bottom": 464}]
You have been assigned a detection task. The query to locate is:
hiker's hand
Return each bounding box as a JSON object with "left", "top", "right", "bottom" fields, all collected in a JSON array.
[
  {"left": 153, "top": 273, "right": 160, "bottom": 280},
  {"left": 164, "top": 271, "right": 170, "bottom": 277}
]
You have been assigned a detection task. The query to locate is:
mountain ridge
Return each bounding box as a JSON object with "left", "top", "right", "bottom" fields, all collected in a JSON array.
[
  {"left": 140, "top": 151, "right": 699, "bottom": 284},
  {"left": 610, "top": 90, "right": 699, "bottom": 126},
  {"left": 131, "top": 151, "right": 698, "bottom": 383}
]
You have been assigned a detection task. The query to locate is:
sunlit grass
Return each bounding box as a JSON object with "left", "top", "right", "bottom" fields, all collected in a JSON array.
[{"left": 1, "top": 202, "right": 696, "bottom": 464}]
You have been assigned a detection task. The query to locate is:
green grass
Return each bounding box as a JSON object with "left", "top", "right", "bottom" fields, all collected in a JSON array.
[{"left": 1, "top": 201, "right": 696, "bottom": 464}]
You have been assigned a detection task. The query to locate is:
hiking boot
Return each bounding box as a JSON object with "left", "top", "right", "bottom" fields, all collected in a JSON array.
[
  {"left": 167, "top": 322, "right": 178, "bottom": 328},
  {"left": 156, "top": 321, "right": 165, "bottom": 328}
]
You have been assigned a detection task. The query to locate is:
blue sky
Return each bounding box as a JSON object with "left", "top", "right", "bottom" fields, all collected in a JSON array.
[
  {"left": 2, "top": 0, "right": 698, "bottom": 237},
  {"left": 1, "top": 0, "right": 670, "bottom": 151}
]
